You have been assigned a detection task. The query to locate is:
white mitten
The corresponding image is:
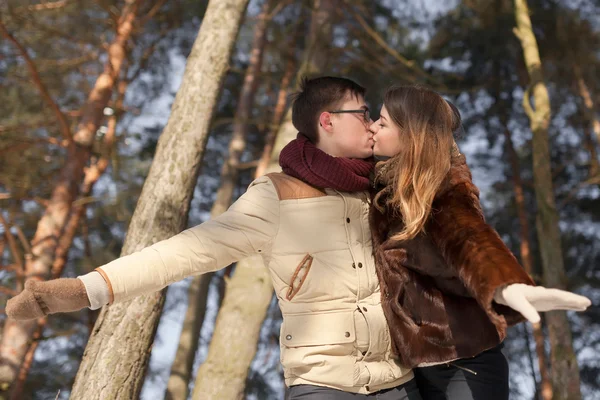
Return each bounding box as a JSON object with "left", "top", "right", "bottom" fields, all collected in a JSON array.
[{"left": 493, "top": 283, "right": 591, "bottom": 323}]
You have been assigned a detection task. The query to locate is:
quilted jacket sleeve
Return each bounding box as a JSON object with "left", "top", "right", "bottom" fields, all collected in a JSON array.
[{"left": 96, "top": 176, "right": 280, "bottom": 303}]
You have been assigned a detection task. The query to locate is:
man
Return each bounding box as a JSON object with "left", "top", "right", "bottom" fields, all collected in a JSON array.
[{"left": 8, "top": 77, "right": 423, "bottom": 399}]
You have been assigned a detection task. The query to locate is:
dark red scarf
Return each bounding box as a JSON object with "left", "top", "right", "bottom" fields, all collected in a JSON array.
[{"left": 279, "top": 133, "right": 374, "bottom": 192}]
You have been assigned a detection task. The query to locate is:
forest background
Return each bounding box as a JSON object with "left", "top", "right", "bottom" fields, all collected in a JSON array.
[{"left": 0, "top": 0, "right": 599, "bottom": 399}]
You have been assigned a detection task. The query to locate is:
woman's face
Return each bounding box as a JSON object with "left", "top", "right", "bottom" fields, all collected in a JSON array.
[{"left": 370, "top": 105, "right": 402, "bottom": 157}]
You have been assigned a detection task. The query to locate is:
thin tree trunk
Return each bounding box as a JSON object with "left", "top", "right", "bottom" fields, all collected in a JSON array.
[
  {"left": 521, "top": 323, "right": 540, "bottom": 399},
  {"left": 582, "top": 126, "right": 600, "bottom": 177},
  {"left": 9, "top": 68, "right": 130, "bottom": 400},
  {"left": 574, "top": 65, "right": 600, "bottom": 148},
  {"left": 69, "top": 0, "right": 251, "bottom": 398},
  {"left": 0, "top": 1, "right": 141, "bottom": 396},
  {"left": 190, "top": 254, "right": 273, "bottom": 400},
  {"left": 254, "top": 15, "right": 300, "bottom": 178},
  {"left": 514, "top": 1, "right": 582, "bottom": 398},
  {"left": 191, "top": 2, "right": 334, "bottom": 399},
  {"left": 165, "top": 2, "right": 271, "bottom": 398},
  {"left": 165, "top": 274, "right": 212, "bottom": 400},
  {"left": 182, "top": 50, "right": 295, "bottom": 399},
  {"left": 573, "top": 65, "right": 600, "bottom": 177},
  {"left": 503, "top": 126, "right": 552, "bottom": 400}
]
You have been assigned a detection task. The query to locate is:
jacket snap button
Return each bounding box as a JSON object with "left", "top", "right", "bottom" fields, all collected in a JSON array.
[
  {"left": 286, "top": 334, "right": 292, "bottom": 340},
  {"left": 352, "top": 263, "right": 356, "bottom": 269},
  {"left": 358, "top": 262, "right": 363, "bottom": 268},
  {"left": 346, "top": 217, "right": 350, "bottom": 223},
  {"left": 361, "top": 350, "right": 367, "bottom": 356},
  {"left": 365, "top": 385, "right": 370, "bottom": 391},
  {"left": 345, "top": 331, "right": 350, "bottom": 338},
  {"left": 362, "top": 307, "right": 367, "bottom": 312}
]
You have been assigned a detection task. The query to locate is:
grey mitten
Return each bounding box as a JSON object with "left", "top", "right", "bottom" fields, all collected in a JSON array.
[{"left": 6, "top": 278, "right": 90, "bottom": 320}]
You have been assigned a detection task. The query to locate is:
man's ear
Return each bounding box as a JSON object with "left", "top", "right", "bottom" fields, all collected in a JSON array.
[{"left": 318, "top": 112, "right": 333, "bottom": 133}]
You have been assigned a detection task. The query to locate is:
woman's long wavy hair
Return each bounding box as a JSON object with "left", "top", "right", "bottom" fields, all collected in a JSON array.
[{"left": 383, "top": 85, "right": 462, "bottom": 241}]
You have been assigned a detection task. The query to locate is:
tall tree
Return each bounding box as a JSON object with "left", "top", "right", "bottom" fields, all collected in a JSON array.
[
  {"left": 502, "top": 118, "right": 552, "bottom": 400},
  {"left": 190, "top": 1, "right": 335, "bottom": 398},
  {"left": 1, "top": 1, "right": 206, "bottom": 397},
  {"left": 165, "top": 1, "right": 272, "bottom": 398},
  {"left": 493, "top": 27, "right": 552, "bottom": 395},
  {"left": 514, "top": 0, "right": 583, "bottom": 398},
  {"left": 0, "top": 1, "right": 143, "bottom": 396},
  {"left": 68, "top": 0, "right": 251, "bottom": 398}
]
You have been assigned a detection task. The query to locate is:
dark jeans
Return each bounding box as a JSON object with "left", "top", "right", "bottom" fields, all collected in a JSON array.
[
  {"left": 414, "top": 344, "right": 509, "bottom": 400},
  {"left": 285, "top": 379, "right": 422, "bottom": 400}
]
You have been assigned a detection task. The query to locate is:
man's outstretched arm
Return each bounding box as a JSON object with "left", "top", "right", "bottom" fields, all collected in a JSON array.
[{"left": 7, "top": 176, "right": 280, "bottom": 320}]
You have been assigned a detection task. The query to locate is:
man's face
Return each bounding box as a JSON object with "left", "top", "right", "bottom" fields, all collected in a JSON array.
[{"left": 318, "top": 94, "right": 374, "bottom": 159}]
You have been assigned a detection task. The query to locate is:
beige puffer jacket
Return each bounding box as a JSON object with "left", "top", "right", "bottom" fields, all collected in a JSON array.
[{"left": 95, "top": 173, "right": 412, "bottom": 394}]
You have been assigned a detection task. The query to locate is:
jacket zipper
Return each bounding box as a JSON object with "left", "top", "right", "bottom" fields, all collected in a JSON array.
[{"left": 447, "top": 363, "right": 478, "bottom": 375}]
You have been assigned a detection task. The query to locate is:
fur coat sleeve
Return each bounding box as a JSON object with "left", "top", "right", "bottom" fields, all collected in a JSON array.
[{"left": 426, "top": 154, "right": 536, "bottom": 329}]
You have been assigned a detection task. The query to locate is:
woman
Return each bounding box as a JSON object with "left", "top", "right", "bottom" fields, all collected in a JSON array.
[{"left": 368, "top": 85, "right": 590, "bottom": 400}]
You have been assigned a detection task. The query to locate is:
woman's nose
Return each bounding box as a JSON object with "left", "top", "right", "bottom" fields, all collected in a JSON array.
[{"left": 369, "top": 120, "right": 378, "bottom": 133}]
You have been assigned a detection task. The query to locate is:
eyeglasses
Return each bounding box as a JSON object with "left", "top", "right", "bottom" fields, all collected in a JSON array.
[{"left": 328, "top": 109, "right": 370, "bottom": 124}]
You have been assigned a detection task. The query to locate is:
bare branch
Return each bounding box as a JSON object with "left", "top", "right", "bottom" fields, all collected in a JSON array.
[
  {"left": 522, "top": 85, "right": 535, "bottom": 120},
  {"left": 0, "top": 22, "right": 72, "bottom": 144},
  {"left": 559, "top": 174, "right": 600, "bottom": 208},
  {"left": 0, "top": 215, "right": 24, "bottom": 291},
  {"left": 512, "top": 27, "right": 523, "bottom": 42},
  {"left": 343, "top": 1, "right": 439, "bottom": 85},
  {"left": 236, "top": 160, "right": 260, "bottom": 170},
  {"left": 0, "top": 264, "right": 18, "bottom": 272},
  {"left": 0, "top": 137, "right": 68, "bottom": 157},
  {"left": 0, "top": 287, "right": 18, "bottom": 297},
  {"left": 127, "top": 29, "right": 167, "bottom": 83},
  {"left": 13, "top": 225, "right": 32, "bottom": 257},
  {"left": 24, "top": 0, "right": 69, "bottom": 11},
  {"left": 140, "top": 0, "right": 168, "bottom": 24},
  {"left": 0, "top": 121, "right": 57, "bottom": 135},
  {"left": 93, "top": 0, "right": 119, "bottom": 27},
  {"left": 39, "top": 53, "right": 100, "bottom": 71},
  {"left": 266, "top": 0, "right": 294, "bottom": 19}
]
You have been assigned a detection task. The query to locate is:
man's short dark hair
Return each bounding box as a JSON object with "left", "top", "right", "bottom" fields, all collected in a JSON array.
[{"left": 291, "top": 76, "right": 366, "bottom": 143}]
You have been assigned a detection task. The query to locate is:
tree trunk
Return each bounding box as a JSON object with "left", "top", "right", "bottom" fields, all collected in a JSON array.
[
  {"left": 574, "top": 65, "right": 600, "bottom": 148},
  {"left": 10, "top": 65, "right": 130, "bottom": 400},
  {"left": 503, "top": 126, "right": 552, "bottom": 400},
  {"left": 184, "top": 47, "right": 295, "bottom": 400},
  {"left": 165, "top": 2, "right": 270, "bottom": 398},
  {"left": 191, "top": 2, "right": 334, "bottom": 399},
  {"left": 514, "top": 1, "right": 582, "bottom": 398},
  {"left": 573, "top": 65, "right": 600, "bottom": 177},
  {"left": 254, "top": 13, "right": 300, "bottom": 178},
  {"left": 165, "top": 274, "right": 212, "bottom": 400},
  {"left": 582, "top": 126, "right": 600, "bottom": 178},
  {"left": 69, "top": 0, "right": 251, "bottom": 398},
  {"left": 190, "top": 255, "right": 273, "bottom": 400},
  {"left": 0, "top": 1, "right": 141, "bottom": 396}
]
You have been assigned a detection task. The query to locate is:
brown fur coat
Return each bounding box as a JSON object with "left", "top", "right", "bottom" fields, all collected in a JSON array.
[{"left": 369, "top": 154, "right": 535, "bottom": 368}]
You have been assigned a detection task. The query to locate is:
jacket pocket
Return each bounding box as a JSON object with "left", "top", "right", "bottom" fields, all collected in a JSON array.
[
  {"left": 286, "top": 253, "right": 314, "bottom": 301},
  {"left": 280, "top": 310, "right": 357, "bottom": 387},
  {"left": 281, "top": 309, "right": 356, "bottom": 347}
]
